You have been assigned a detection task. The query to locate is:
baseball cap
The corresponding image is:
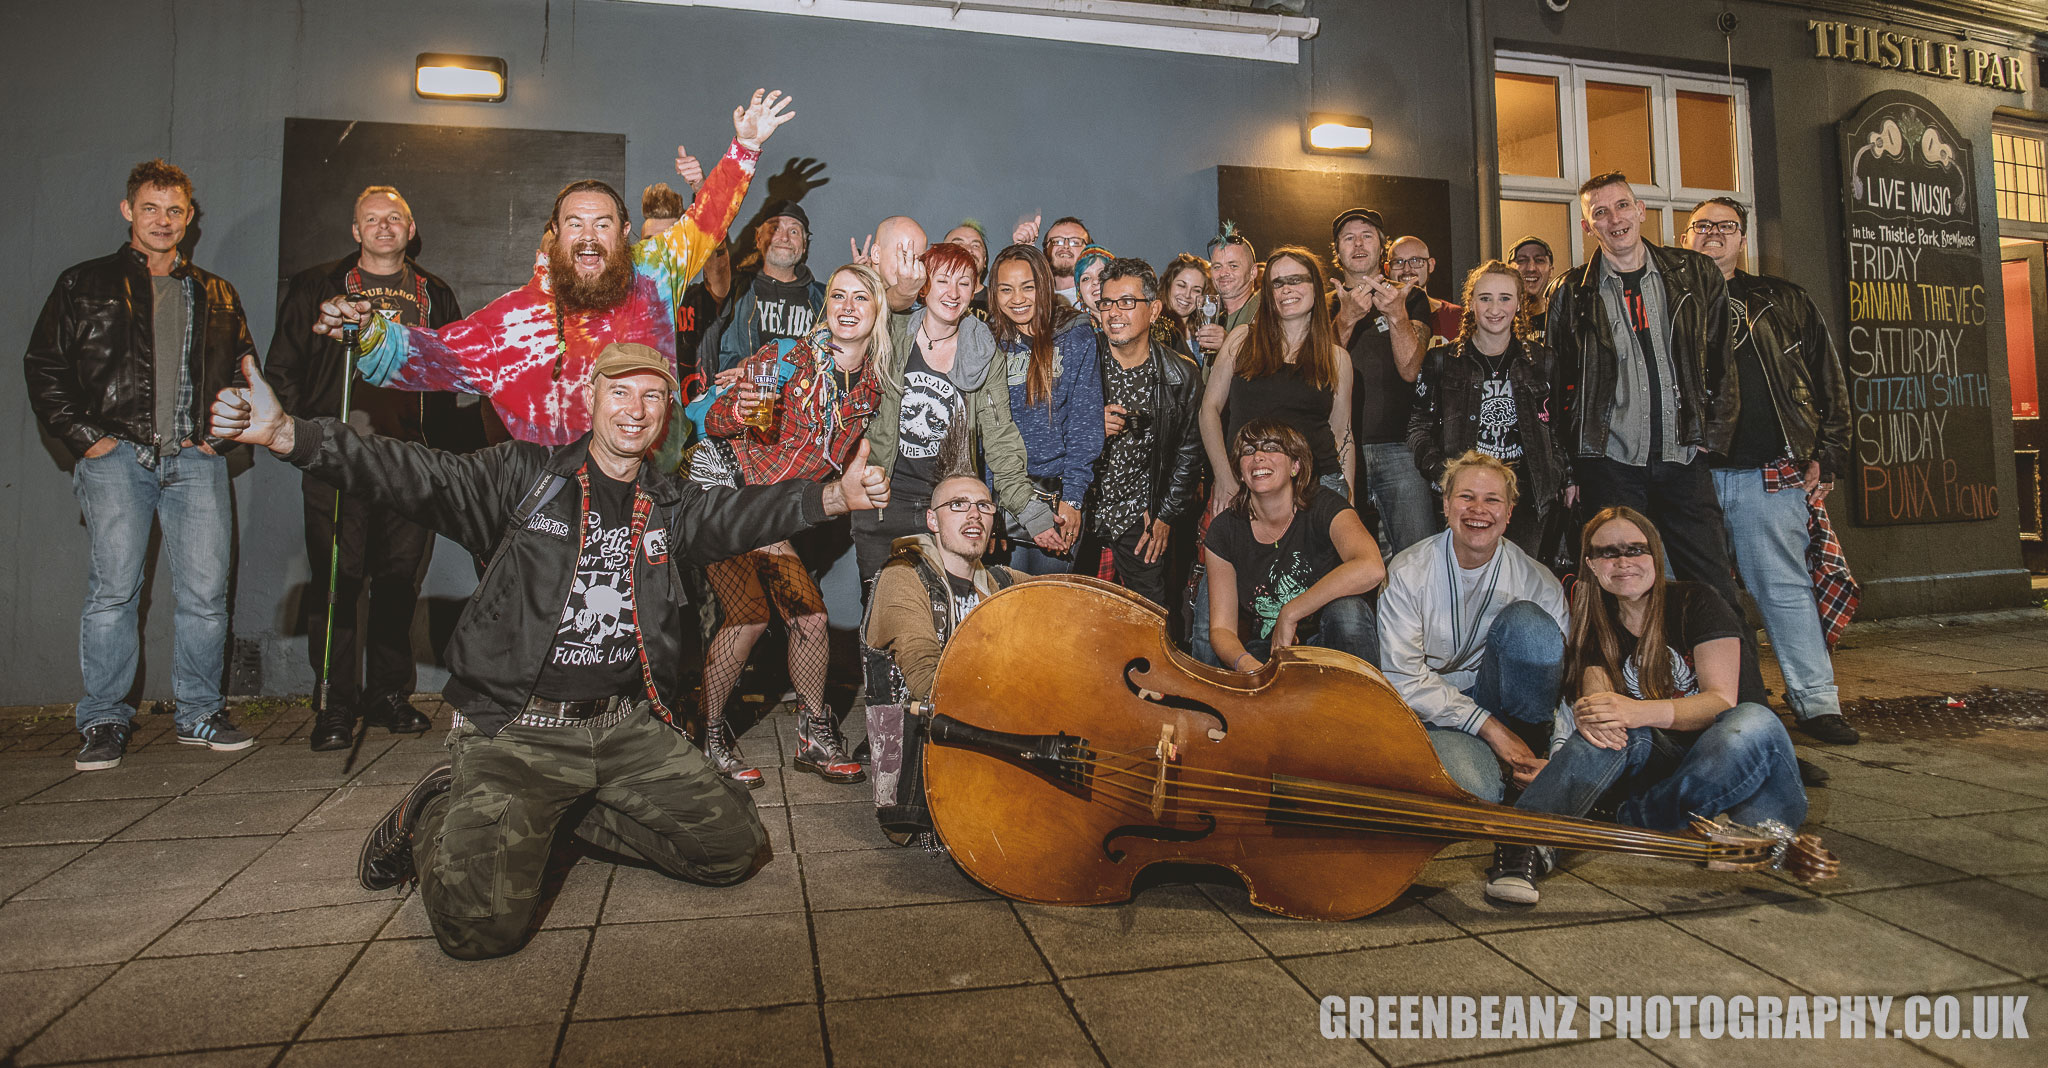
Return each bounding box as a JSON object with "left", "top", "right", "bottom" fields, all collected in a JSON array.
[
  {"left": 590, "top": 342, "right": 679, "bottom": 393},
  {"left": 764, "top": 200, "right": 810, "bottom": 233},
  {"left": 1509, "top": 235, "right": 1553, "bottom": 259},
  {"left": 1331, "top": 207, "right": 1388, "bottom": 244}
]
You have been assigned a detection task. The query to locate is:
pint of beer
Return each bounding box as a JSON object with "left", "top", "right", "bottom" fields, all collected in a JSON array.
[{"left": 746, "top": 370, "right": 778, "bottom": 430}]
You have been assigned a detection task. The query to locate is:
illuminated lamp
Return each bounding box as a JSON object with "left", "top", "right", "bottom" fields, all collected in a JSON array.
[
  {"left": 1305, "top": 113, "right": 1373, "bottom": 154},
  {"left": 415, "top": 53, "right": 507, "bottom": 102}
]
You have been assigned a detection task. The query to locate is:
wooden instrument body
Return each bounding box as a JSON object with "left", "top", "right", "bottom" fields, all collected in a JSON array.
[{"left": 925, "top": 576, "right": 1471, "bottom": 921}]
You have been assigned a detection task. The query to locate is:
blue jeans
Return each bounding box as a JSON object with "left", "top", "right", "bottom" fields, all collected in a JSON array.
[
  {"left": 1241, "top": 593, "right": 1380, "bottom": 667},
  {"left": 1422, "top": 600, "right": 1565, "bottom": 803},
  {"left": 1357, "top": 441, "right": 1440, "bottom": 558},
  {"left": 72, "top": 442, "right": 232, "bottom": 731},
  {"left": 1007, "top": 540, "right": 1075, "bottom": 577},
  {"left": 1712, "top": 469, "right": 1841, "bottom": 720},
  {"left": 1514, "top": 702, "right": 1807, "bottom": 830}
]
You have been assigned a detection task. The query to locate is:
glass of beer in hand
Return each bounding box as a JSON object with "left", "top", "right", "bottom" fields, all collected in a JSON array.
[{"left": 746, "top": 370, "right": 778, "bottom": 430}]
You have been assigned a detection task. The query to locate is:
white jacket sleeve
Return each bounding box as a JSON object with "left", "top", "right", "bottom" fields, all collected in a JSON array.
[{"left": 1378, "top": 564, "right": 1489, "bottom": 735}]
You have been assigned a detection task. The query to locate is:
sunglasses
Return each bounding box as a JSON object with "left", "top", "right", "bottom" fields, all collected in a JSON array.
[
  {"left": 1236, "top": 439, "right": 1290, "bottom": 457},
  {"left": 1587, "top": 543, "right": 1653, "bottom": 561},
  {"left": 1268, "top": 274, "right": 1314, "bottom": 290},
  {"left": 935, "top": 498, "right": 997, "bottom": 515}
]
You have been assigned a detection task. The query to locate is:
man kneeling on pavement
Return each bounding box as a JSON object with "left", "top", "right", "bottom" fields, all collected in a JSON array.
[{"left": 210, "top": 341, "right": 889, "bottom": 961}]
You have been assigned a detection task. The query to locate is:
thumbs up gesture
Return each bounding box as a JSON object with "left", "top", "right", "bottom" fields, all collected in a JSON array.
[
  {"left": 824, "top": 439, "right": 890, "bottom": 516},
  {"left": 211, "top": 355, "right": 295, "bottom": 454}
]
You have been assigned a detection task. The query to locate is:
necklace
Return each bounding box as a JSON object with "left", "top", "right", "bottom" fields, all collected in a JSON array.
[{"left": 920, "top": 320, "right": 960, "bottom": 347}]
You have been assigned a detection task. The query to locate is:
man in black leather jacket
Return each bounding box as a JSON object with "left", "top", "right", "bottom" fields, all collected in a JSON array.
[
  {"left": 268, "top": 186, "right": 464, "bottom": 751},
  {"left": 1546, "top": 172, "right": 1763, "bottom": 704},
  {"left": 24, "top": 159, "right": 257, "bottom": 772},
  {"left": 1687, "top": 197, "right": 1861, "bottom": 745},
  {"left": 210, "top": 342, "right": 890, "bottom": 960},
  {"left": 1087, "top": 259, "right": 1205, "bottom": 607}
]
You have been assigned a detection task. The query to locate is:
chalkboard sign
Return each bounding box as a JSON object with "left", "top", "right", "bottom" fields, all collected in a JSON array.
[{"left": 1839, "top": 90, "right": 1998, "bottom": 525}]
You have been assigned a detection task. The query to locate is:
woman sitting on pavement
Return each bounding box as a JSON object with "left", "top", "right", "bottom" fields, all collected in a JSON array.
[
  {"left": 987, "top": 243, "right": 1103, "bottom": 573},
  {"left": 1407, "top": 260, "right": 1573, "bottom": 558},
  {"left": 1485, "top": 505, "right": 1807, "bottom": 905},
  {"left": 691, "top": 262, "right": 887, "bottom": 789},
  {"left": 1203, "top": 418, "right": 1383, "bottom": 671}
]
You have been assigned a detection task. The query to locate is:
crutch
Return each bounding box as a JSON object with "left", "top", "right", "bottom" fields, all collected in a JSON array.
[{"left": 316, "top": 295, "right": 363, "bottom": 741}]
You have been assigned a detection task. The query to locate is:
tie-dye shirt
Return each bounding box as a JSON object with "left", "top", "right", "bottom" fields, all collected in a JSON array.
[{"left": 355, "top": 141, "right": 759, "bottom": 444}]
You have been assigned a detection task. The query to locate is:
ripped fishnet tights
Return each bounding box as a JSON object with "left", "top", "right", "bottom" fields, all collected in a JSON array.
[{"left": 701, "top": 541, "right": 831, "bottom": 736}]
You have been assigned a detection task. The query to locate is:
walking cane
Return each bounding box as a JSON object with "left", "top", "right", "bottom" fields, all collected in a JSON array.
[{"left": 317, "top": 296, "right": 363, "bottom": 742}]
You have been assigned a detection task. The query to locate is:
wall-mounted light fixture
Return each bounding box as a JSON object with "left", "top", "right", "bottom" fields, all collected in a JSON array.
[
  {"left": 415, "top": 53, "right": 507, "bottom": 102},
  {"left": 1305, "top": 113, "right": 1373, "bottom": 154}
]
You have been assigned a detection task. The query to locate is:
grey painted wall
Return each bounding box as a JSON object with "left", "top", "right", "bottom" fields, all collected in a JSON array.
[
  {"left": 3, "top": 0, "right": 2037, "bottom": 704},
  {"left": 2, "top": 0, "right": 1431, "bottom": 703}
]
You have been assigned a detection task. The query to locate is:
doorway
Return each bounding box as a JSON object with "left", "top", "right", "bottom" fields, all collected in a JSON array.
[{"left": 1995, "top": 120, "right": 2048, "bottom": 574}]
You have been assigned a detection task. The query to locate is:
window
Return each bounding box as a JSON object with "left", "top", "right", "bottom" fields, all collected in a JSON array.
[
  {"left": 1495, "top": 54, "right": 1753, "bottom": 268},
  {"left": 1995, "top": 127, "right": 2048, "bottom": 228}
]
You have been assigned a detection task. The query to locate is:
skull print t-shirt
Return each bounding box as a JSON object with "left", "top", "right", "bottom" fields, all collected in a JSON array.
[
  {"left": 532, "top": 469, "right": 642, "bottom": 701},
  {"left": 889, "top": 341, "right": 960, "bottom": 506}
]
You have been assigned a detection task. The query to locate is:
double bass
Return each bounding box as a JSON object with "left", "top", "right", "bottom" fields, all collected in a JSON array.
[{"left": 920, "top": 576, "right": 1834, "bottom": 921}]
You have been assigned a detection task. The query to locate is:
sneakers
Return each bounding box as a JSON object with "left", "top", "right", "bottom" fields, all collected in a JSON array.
[
  {"left": 362, "top": 694, "right": 433, "bottom": 735},
  {"left": 1484, "top": 844, "right": 1554, "bottom": 905},
  {"left": 309, "top": 703, "right": 353, "bottom": 752},
  {"left": 702, "top": 715, "right": 763, "bottom": 789},
  {"left": 75, "top": 723, "right": 132, "bottom": 771},
  {"left": 359, "top": 763, "right": 455, "bottom": 891},
  {"left": 794, "top": 703, "right": 866, "bottom": 784},
  {"left": 176, "top": 712, "right": 255, "bottom": 751},
  {"left": 1796, "top": 714, "right": 1861, "bottom": 745}
]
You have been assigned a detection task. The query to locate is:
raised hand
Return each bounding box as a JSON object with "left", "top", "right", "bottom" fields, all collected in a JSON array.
[
  {"left": 210, "top": 355, "right": 292, "bottom": 452},
  {"left": 673, "top": 145, "right": 704, "bottom": 191},
  {"left": 850, "top": 233, "right": 878, "bottom": 267},
  {"left": 825, "top": 439, "right": 890, "bottom": 515},
  {"left": 1366, "top": 275, "right": 1410, "bottom": 316},
  {"left": 732, "top": 88, "right": 795, "bottom": 150},
  {"left": 1012, "top": 213, "right": 1041, "bottom": 246},
  {"left": 312, "top": 298, "right": 373, "bottom": 339}
]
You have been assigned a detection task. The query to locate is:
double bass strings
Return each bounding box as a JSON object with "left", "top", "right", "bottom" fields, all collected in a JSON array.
[{"left": 1068, "top": 749, "right": 1769, "bottom": 865}]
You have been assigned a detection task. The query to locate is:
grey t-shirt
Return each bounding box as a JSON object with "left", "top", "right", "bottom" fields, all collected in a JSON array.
[{"left": 151, "top": 276, "right": 189, "bottom": 455}]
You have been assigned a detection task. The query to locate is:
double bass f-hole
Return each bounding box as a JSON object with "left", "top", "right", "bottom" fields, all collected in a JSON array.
[{"left": 1123, "top": 658, "right": 1228, "bottom": 740}]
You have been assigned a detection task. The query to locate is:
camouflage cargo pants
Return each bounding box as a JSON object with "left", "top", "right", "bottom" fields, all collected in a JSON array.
[{"left": 412, "top": 705, "right": 768, "bottom": 960}]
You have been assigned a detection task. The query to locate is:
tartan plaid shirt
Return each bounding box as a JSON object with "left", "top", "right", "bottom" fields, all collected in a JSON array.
[
  {"left": 139, "top": 272, "right": 198, "bottom": 471},
  {"left": 1761, "top": 458, "right": 1859, "bottom": 649},
  {"left": 704, "top": 329, "right": 879, "bottom": 485}
]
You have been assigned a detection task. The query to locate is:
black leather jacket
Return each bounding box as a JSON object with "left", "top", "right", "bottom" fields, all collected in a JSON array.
[
  {"left": 25, "top": 245, "right": 255, "bottom": 458},
  {"left": 266, "top": 256, "right": 462, "bottom": 432},
  {"left": 1407, "top": 337, "right": 1572, "bottom": 508},
  {"left": 1095, "top": 338, "right": 1206, "bottom": 525},
  {"left": 1543, "top": 243, "right": 1735, "bottom": 459},
  {"left": 1722, "top": 271, "right": 1853, "bottom": 481},
  {"left": 282, "top": 419, "right": 829, "bottom": 736}
]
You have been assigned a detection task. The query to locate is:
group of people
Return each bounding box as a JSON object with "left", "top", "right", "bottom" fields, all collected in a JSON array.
[{"left": 26, "top": 87, "right": 1858, "bottom": 960}]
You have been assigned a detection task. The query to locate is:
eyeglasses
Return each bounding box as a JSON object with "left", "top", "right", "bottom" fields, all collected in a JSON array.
[
  {"left": 1095, "top": 296, "right": 1148, "bottom": 311},
  {"left": 1047, "top": 236, "right": 1088, "bottom": 248},
  {"left": 1389, "top": 256, "right": 1431, "bottom": 270},
  {"left": 1268, "top": 274, "right": 1313, "bottom": 290},
  {"left": 1687, "top": 220, "right": 1743, "bottom": 236},
  {"left": 1587, "top": 543, "right": 1653, "bottom": 561},
  {"left": 1236, "top": 439, "right": 1290, "bottom": 457},
  {"left": 935, "top": 498, "right": 997, "bottom": 515}
]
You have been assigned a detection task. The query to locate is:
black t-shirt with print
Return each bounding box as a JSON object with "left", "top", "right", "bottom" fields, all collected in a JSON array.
[
  {"left": 1616, "top": 266, "right": 1666, "bottom": 459},
  {"left": 891, "top": 342, "right": 960, "bottom": 505},
  {"left": 749, "top": 272, "right": 818, "bottom": 343},
  {"left": 1471, "top": 348, "right": 1525, "bottom": 462},
  {"left": 1613, "top": 581, "right": 1743, "bottom": 702},
  {"left": 1202, "top": 487, "right": 1351, "bottom": 641},
  {"left": 532, "top": 470, "right": 643, "bottom": 701},
  {"left": 351, "top": 268, "right": 429, "bottom": 438},
  {"left": 1094, "top": 351, "right": 1159, "bottom": 536},
  {"left": 1348, "top": 284, "right": 1433, "bottom": 443}
]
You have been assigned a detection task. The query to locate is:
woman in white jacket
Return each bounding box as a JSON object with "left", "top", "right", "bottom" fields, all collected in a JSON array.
[{"left": 1377, "top": 451, "right": 1569, "bottom": 803}]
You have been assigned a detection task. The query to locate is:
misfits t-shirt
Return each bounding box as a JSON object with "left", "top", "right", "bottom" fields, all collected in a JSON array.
[
  {"left": 532, "top": 470, "right": 642, "bottom": 701},
  {"left": 891, "top": 342, "right": 960, "bottom": 503}
]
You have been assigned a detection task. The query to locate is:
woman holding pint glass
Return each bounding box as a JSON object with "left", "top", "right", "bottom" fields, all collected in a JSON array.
[{"left": 691, "top": 262, "right": 889, "bottom": 788}]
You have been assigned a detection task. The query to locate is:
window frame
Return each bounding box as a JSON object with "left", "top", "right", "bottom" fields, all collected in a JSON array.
[
  {"left": 1994, "top": 120, "right": 2048, "bottom": 241},
  {"left": 1496, "top": 52, "right": 1755, "bottom": 269}
]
